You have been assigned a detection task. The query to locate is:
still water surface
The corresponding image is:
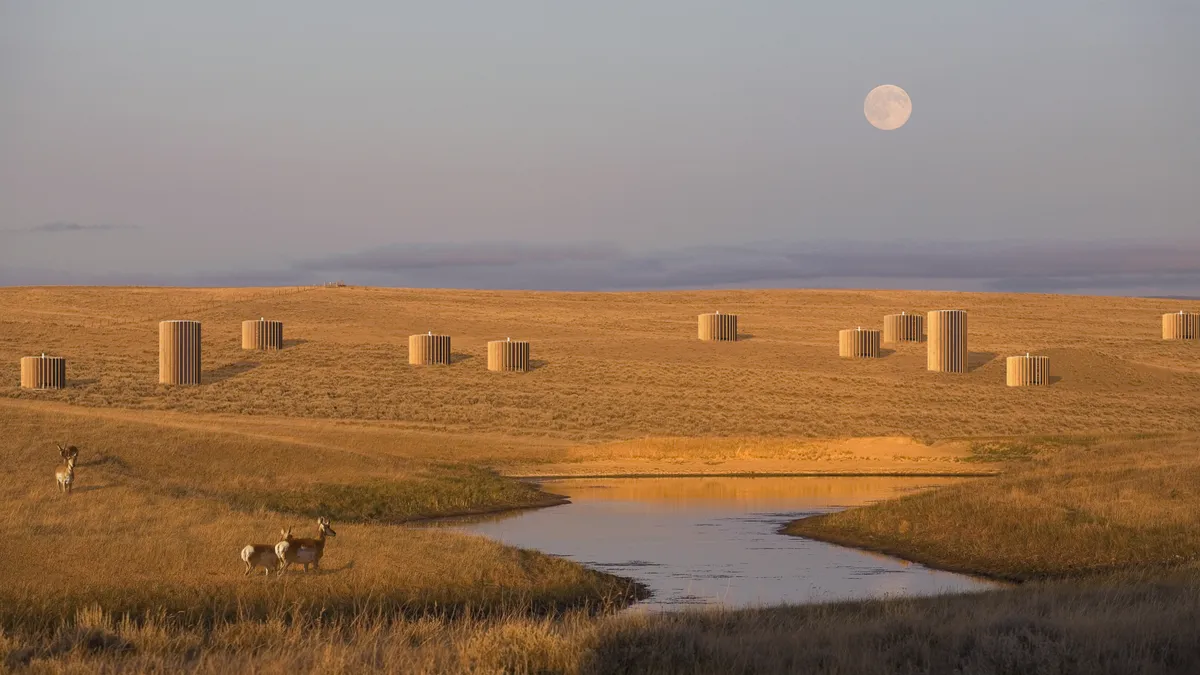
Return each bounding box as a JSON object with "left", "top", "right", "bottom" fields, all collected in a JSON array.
[{"left": 459, "top": 477, "right": 999, "bottom": 610}]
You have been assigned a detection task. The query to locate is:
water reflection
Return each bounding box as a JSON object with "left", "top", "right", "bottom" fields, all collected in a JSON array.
[{"left": 457, "top": 477, "right": 1000, "bottom": 610}]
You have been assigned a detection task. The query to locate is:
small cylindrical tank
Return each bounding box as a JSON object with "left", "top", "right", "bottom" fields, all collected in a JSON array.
[
  {"left": 409, "top": 332, "right": 452, "bottom": 365},
  {"left": 1007, "top": 354, "right": 1050, "bottom": 387},
  {"left": 242, "top": 319, "right": 284, "bottom": 350},
  {"left": 838, "top": 328, "right": 882, "bottom": 358},
  {"left": 883, "top": 312, "right": 925, "bottom": 344},
  {"left": 487, "top": 338, "right": 530, "bottom": 372},
  {"left": 698, "top": 312, "right": 738, "bottom": 341},
  {"left": 927, "top": 310, "right": 968, "bottom": 373},
  {"left": 160, "top": 320, "right": 202, "bottom": 385},
  {"left": 20, "top": 354, "right": 66, "bottom": 389},
  {"left": 1163, "top": 312, "right": 1200, "bottom": 340}
]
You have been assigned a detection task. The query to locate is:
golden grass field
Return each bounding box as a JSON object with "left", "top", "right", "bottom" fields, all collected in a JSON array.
[
  {"left": 3, "top": 286, "right": 1200, "bottom": 672},
  {"left": 3, "top": 286, "right": 1199, "bottom": 441}
]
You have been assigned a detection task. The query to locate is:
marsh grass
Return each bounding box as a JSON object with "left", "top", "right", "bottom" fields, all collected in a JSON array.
[
  {"left": 583, "top": 575, "right": 1200, "bottom": 675},
  {"left": 220, "top": 469, "right": 565, "bottom": 524},
  {"left": 963, "top": 435, "right": 1100, "bottom": 463},
  {"left": 5, "top": 577, "right": 1200, "bottom": 674}
]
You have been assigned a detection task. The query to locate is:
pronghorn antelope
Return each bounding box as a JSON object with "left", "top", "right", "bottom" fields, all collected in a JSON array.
[
  {"left": 275, "top": 517, "right": 336, "bottom": 573},
  {"left": 54, "top": 443, "right": 79, "bottom": 494},
  {"left": 240, "top": 529, "right": 291, "bottom": 576}
]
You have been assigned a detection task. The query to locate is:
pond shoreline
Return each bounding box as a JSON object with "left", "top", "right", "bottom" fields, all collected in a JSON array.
[
  {"left": 513, "top": 471, "right": 996, "bottom": 480},
  {"left": 397, "top": 492, "right": 570, "bottom": 525},
  {"left": 780, "top": 517, "right": 1024, "bottom": 585}
]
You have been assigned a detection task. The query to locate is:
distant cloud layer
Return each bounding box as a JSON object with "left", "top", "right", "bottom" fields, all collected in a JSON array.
[
  {"left": 2, "top": 238, "right": 1199, "bottom": 298},
  {"left": 292, "top": 239, "right": 1200, "bottom": 295},
  {"left": 16, "top": 222, "right": 140, "bottom": 233},
  {"left": 299, "top": 242, "right": 624, "bottom": 272}
]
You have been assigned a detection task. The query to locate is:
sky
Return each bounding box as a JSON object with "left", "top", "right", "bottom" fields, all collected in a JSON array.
[{"left": 1, "top": 1, "right": 1197, "bottom": 293}]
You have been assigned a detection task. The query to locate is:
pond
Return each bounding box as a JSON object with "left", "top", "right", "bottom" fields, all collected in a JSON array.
[{"left": 457, "top": 476, "right": 1000, "bottom": 610}]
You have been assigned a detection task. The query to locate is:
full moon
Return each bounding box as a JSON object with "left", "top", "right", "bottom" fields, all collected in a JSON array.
[{"left": 864, "top": 84, "right": 912, "bottom": 131}]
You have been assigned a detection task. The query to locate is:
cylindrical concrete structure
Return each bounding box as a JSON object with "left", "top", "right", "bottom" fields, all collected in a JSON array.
[
  {"left": 409, "top": 333, "right": 452, "bottom": 365},
  {"left": 698, "top": 312, "right": 738, "bottom": 341},
  {"left": 241, "top": 319, "right": 284, "bottom": 350},
  {"left": 838, "top": 328, "right": 881, "bottom": 359},
  {"left": 1007, "top": 354, "right": 1050, "bottom": 387},
  {"left": 20, "top": 355, "right": 66, "bottom": 389},
  {"left": 487, "top": 338, "right": 530, "bottom": 372},
  {"left": 1163, "top": 312, "right": 1200, "bottom": 340},
  {"left": 159, "top": 320, "right": 202, "bottom": 385},
  {"left": 927, "top": 310, "right": 968, "bottom": 373},
  {"left": 883, "top": 312, "right": 926, "bottom": 344}
]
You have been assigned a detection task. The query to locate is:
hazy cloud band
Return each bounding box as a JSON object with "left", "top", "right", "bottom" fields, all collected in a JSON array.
[{"left": 3, "top": 239, "right": 1198, "bottom": 297}]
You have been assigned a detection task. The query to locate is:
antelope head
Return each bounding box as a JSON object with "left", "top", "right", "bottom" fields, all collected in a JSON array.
[
  {"left": 318, "top": 517, "right": 336, "bottom": 537},
  {"left": 56, "top": 443, "right": 78, "bottom": 464}
]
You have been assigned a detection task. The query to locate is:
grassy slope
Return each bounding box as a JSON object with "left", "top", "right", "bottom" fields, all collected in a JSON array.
[
  {"left": 786, "top": 435, "right": 1200, "bottom": 581},
  {"left": 0, "top": 402, "right": 641, "bottom": 640},
  {"left": 0, "top": 401, "right": 562, "bottom": 524},
  {"left": 3, "top": 286, "right": 1199, "bottom": 440}
]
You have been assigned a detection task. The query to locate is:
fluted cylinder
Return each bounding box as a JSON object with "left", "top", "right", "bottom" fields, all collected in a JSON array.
[
  {"left": 159, "top": 320, "right": 202, "bottom": 385},
  {"left": 20, "top": 355, "right": 66, "bottom": 389},
  {"left": 883, "top": 312, "right": 925, "bottom": 344},
  {"left": 927, "top": 310, "right": 968, "bottom": 373},
  {"left": 698, "top": 312, "right": 738, "bottom": 341},
  {"left": 1163, "top": 312, "right": 1200, "bottom": 340},
  {"left": 839, "top": 329, "right": 881, "bottom": 358},
  {"left": 242, "top": 319, "right": 284, "bottom": 350},
  {"left": 487, "top": 339, "right": 530, "bottom": 372},
  {"left": 409, "top": 333, "right": 452, "bottom": 365},
  {"left": 1007, "top": 355, "right": 1050, "bottom": 387}
]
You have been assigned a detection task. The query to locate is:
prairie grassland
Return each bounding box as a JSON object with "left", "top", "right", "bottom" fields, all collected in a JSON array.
[
  {"left": 5, "top": 287, "right": 1200, "bottom": 672},
  {"left": 3, "top": 286, "right": 1199, "bottom": 440},
  {"left": 786, "top": 434, "right": 1200, "bottom": 581}
]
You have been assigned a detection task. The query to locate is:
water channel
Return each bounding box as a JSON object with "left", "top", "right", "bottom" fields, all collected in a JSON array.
[{"left": 458, "top": 476, "right": 1000, "bottom": 610}]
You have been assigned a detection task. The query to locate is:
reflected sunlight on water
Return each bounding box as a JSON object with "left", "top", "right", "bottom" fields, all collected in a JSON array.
[{"left": 539, "top": 476, "right": 966, "bottom": 509}]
